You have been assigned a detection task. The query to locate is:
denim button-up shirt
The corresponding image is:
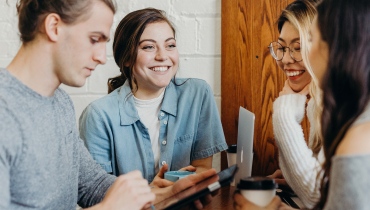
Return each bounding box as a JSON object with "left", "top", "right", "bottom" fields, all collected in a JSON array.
[{"left": 79, "top": 78, "right": 227, "bottom": 182}]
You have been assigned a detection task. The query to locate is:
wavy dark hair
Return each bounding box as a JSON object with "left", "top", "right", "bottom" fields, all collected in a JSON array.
[
  {"left": 108, "top": 8, "right": 176, "bottom": 94},
  {"left": 16, "top": 0, "right": 116, "bottom": 43},
  {"left": 315, "top": 0, "right": 370, "bottom": 208}
]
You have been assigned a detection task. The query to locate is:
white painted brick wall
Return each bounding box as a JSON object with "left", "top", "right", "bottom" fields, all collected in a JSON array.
[{"left": 0, "top": 0, "right": 222, "bottom": 171}]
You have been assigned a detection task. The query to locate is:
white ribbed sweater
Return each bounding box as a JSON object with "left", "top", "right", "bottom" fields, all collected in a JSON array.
[{"left": 272, "top": 94, "right": 324, "bottom": 208}]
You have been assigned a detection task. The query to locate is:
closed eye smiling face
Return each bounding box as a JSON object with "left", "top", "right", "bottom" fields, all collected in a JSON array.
[
  {"left": 132, "top": 21, "right": 179, "bottom": 99},
  {"left": 276, "top": 21, "right": 311, "bottom": 92}
]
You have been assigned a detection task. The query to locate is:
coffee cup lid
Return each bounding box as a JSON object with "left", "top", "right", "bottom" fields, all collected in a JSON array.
[
  {"left": 226, "top": 144, "right": 237, "bottom": 153},
  {"left": 237, "top": 177, "right": 277, "bottom": 190}
]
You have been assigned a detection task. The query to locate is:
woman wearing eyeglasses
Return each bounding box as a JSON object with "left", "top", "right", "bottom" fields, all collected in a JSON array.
[{"left": 267, "top": 0, "right": 323, "bottom": 208}]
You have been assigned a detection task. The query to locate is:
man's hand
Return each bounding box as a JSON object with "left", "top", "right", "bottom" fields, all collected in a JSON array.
[{"left": 89, "top": 170, "right": 155, "bottom": 210}]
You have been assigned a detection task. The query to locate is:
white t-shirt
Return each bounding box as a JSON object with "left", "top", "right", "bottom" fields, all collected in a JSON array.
[{"left": 133, "top": 91, "right": 165, "bottom": 173}]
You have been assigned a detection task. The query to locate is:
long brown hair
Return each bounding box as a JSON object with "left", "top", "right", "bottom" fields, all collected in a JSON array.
[
  {"left": 108, "top": 8, "right": 176, "bottom": 94},
  {"left": 16, "top": 0, "right": 116, "bottom": 43},
  {"left": 315, "top": 0, "right": 370, "bottom": 208}
]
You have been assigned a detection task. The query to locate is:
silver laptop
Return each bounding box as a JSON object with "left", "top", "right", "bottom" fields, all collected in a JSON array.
[
  {"left": 234, "top": 107, "right": 304, "bottom": 209},
  {"left": 235, "top": 106, "right": 255, "bottom": 185}
]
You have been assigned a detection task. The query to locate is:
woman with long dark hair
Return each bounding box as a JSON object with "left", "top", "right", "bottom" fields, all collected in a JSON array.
[{"left": 311, "top": 0, "right": 370, "bottom": 208}]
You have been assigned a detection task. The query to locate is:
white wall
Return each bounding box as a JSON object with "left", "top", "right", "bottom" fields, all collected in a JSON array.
[{"left": 0, "top": 0, "right": 222, "bottom": 171}]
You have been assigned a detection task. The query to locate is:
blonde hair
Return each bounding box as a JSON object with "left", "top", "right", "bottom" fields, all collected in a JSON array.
[{"left": 278, "top": 0, "right": 323, "bottom": 155}]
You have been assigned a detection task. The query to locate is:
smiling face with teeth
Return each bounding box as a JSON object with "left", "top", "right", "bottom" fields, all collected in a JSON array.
[
  {"left": 277, "top": 22, "right": 312, "bottom": 92},
  {"left": 131, "top": 21, "right": 179, "bottom": 99}
]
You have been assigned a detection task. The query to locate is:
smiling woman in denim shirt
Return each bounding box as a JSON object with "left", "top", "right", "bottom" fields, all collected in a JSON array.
[{"left": 79, "top": 8, "right": 228, "bottom": 184}]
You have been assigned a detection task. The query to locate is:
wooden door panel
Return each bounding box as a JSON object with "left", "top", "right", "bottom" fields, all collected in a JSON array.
[{"left": 221, "top": 0, "right": 309, "bottom": 176}]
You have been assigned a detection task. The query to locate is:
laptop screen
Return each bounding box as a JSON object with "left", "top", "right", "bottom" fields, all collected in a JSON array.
[{"left": 235, "top": 107, "right": 255, "bottom": 185}]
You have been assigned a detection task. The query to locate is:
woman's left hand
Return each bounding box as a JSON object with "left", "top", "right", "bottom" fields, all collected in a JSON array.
[
  {"left": 179, "top": 165, "right": 197, "bottom": 172},
  {"left": 150, "top": 165, "right": 197, "bottom": 188},
  {"left": 150, "top": 164, "right": 174, "bottom": 188}
]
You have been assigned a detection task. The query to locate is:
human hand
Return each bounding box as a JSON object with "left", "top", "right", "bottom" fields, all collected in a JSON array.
[
  {"left": 152, "top": 168, "right": 217, "bottom": 209},
  {"left": 233, "top": 192, "right": 283, "bottom": 210},
  {"left": 267, "top": 169, "right": 287, "bottom": 187},
  {"left": 178, "top": 165, "right": 197, "bottom": 172},
  {"left": 98, "top": 170, "right": 155, "bottom": 210},
  {"left": 171, "top": 168, "right": 217, "bottom": 195},
  {"left": 279, "top": 80, "right": 309, "bottom": 96},
  {"left": 150, "top": 164, "right": 174, "bottom": 188},
  {"left": 173, "top": 168, "right": 218, "bottom": 209},
  {"left": 150, "top": 164, "right": 197, "bottom": 188}
]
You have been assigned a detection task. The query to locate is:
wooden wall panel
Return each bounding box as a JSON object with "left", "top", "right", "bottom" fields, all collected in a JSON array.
[{"left": 221, "top": 0, "right": 309, "bottom": 176}]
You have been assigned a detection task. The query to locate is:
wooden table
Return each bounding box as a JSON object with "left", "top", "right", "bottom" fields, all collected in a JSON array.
[
  {"left": 176, "top": 186, "right": 236, "bottom": 210},
  {"left": 202, "top": 186, "right": 235, "bottom": 210}
]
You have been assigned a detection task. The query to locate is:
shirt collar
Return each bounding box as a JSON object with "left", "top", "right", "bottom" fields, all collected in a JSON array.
[
  {"left": 161, "top": 80, "right": 178, "bottom": 117},
  {"left": 118, "top": 80, "right": 178, "bottom": 125}
]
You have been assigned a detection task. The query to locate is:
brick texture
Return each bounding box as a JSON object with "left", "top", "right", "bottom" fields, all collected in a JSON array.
[{"left": 0, "top": 0, "right": 222, "bottom": 172}]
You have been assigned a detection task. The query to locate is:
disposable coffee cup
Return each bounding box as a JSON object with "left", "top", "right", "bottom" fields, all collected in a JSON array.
[
  {"left": 237, "top": 177, "right": 277, "bottom": 207},
  {"left": 226, "top": 144, "right": 237, "bottom": 167},
  {"left": 226, "top": 145, "right": 237, "bottom": 186}
]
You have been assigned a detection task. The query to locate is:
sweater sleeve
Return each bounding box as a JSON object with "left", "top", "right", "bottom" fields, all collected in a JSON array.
[
  {"left": 324, "top": 155, "right": 370, "bottom": 210},
  {"left": 76, "top": 136, "right": 116, "bottom": 208},
  {"left": 272, "top": 94, "right": 322, "bottom": 208},
  {"left": 0, "top": 108, "right": 23, "bottom": 209}
]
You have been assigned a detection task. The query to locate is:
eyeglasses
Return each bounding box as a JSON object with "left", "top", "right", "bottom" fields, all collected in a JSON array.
[{"left": 268, "top": 41, "right": 302, "bottom": 62}]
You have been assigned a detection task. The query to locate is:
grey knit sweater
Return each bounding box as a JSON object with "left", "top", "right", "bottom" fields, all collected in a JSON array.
[
  {"left": 0, "top": 68, "right": 116, "bottom": 209},
  {"left": 323, "top": 103, "right": 370, "bottom": 209}
]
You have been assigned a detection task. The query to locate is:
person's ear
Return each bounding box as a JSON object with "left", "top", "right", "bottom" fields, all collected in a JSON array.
[{"left": 43, "top": 13, "right": 62, "bottom": 42}]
